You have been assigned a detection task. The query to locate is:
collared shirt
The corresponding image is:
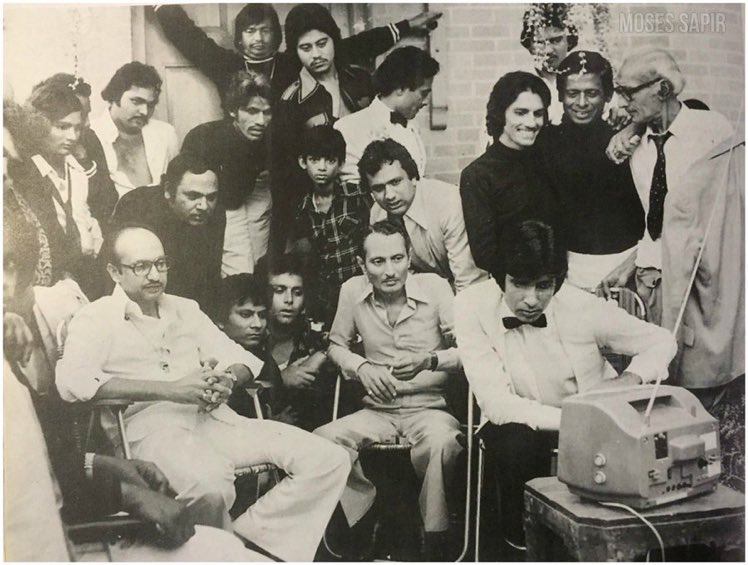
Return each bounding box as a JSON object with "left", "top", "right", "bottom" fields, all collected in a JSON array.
[
  {"left": 630, "top": 105, "right": 733, "bottom": 269},
  {"left": 496, "top": 299, "right": 577, "bottom": 410},
  {"left": 56, "top": 285, "right": 263, "bottom": 442},
  {"left": 335, "top": 97, "right": 427, "bottom": 186},
  {"left": 370, "top": 178, "right": 488, "bottom": 292},
  {"left": 455, "top": 280, "right": 677, "bottom": 431},
  {"left": 328, "top": 273, "right": 461, "bottom": 410},
  {"left": 293, "top": 181, "right": 371, "bottom": 287},
  {"left": 90, "top": 112, "right": 179, "bottom": 198},
  {"left": 31, "top": 154, "right": 102, "bottom": 256},
  {"left": 300, "top": 67, "right": 349, "bottom": 121}
]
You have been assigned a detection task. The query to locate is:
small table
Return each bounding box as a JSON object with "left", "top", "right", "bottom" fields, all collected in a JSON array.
[{"left": 524, "top": 477, "right": 745, "bottom": 561}]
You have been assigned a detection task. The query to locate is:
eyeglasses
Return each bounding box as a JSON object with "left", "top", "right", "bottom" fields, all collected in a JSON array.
[
  {"left": 119, "top": 257, "right": 171, "bottom": 277},
  {"left": 614, "top": 78, "right": 662, "bottom": 101}
]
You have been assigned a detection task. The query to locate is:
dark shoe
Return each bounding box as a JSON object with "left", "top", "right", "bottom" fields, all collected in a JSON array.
[{"left": 424, "top": 531, "right": 453, "bottom": 562}]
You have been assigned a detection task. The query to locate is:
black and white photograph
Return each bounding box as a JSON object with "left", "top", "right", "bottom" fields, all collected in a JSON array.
[{"left": 2, "top": 1, "right": 745, "bottom": 561}]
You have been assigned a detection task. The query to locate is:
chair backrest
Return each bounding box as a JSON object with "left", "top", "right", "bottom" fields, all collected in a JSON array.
[{"left": 15, "top": 279, "right": 89, "bottom": 395}]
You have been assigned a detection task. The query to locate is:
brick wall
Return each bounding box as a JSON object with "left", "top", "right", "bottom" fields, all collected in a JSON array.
[{"left": 367, "top": 3, "right": 745, "bottom": 185}]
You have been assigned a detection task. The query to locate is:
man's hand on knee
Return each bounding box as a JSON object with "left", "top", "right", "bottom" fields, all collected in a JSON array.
[{"left": 93, "top": 456, "right": 177, "bottom": 497}]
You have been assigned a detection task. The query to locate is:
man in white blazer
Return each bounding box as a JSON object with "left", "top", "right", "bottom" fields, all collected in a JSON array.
[{"left": 454, "top": 220, "right": 676, "bottom": 555}]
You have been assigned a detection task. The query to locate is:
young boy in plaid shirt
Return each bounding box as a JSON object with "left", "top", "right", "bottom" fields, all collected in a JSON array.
[{"left": 287, "top": 126, "right": 371, "bottom": 328}]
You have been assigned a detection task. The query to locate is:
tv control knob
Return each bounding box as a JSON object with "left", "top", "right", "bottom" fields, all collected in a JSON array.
[
  {"left": 594, "top": 453, "right": 607, "bottom": 467},
  {"left": 594, "top": 471, "right": 607, "bottom": 484}
]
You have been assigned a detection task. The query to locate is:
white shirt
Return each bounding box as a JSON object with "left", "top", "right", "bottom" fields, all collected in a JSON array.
[
  {"left": 31, "top": 154, "right": 103, "bottom": 256},
  {"left": 630, "top": 105, "right": 733, "bottom": 269},
  {"left": 90, "top": 112, "right": 179, "bottom": 198},
  {"left": 370, "top": 178, "right": 488, "bottom": 292},
  {"left": 335, "top": 97, "right": 427, "bottom": 186},
  {"left": 56, "top": 285, "right": 264, "bottom": 442},
  {"left": 455, "top": 280, "right": 677, "bottom": 431}
]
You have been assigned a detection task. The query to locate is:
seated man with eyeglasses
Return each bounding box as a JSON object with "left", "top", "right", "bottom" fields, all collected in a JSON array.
[
  {"left": 56, "top": 223, "right": 351, "bottom": 562},
  {"left": 111, "top": 152, "right": 224, "bottom": 319}
]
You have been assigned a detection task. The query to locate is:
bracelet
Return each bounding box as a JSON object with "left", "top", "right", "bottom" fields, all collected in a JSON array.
[
  {"left": 84, "top": 452, "right": 95, "bottom": 480},
  {"left": 429, "top": 352, "right": 439, "bottom": 371}
]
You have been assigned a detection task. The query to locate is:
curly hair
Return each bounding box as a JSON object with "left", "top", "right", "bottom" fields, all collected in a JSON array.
[
  {"left": 520, "top": 3, "right": 579, "bottom": 53},
  {"left": 485, "top": 71, "right": 550, "bottom": 139}
]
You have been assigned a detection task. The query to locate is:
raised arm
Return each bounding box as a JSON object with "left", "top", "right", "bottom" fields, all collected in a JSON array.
[
  {"left": 154, "top": 5, "right": 242, "bottom": 92},
  {"left": 338, "top": 12, "right": 442, "bottom": 67}
]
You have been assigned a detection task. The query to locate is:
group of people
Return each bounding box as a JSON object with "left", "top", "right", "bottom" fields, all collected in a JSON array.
[{"left": 3, "top": 1, "right": 743, "bottom": 562}]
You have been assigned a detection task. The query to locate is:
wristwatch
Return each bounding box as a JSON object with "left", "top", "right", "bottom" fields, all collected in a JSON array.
[{"left": 428, "top": 352, "right": 439, "bottom": 371}]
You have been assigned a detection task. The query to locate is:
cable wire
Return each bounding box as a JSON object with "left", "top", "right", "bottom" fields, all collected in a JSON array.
[{"left": 598, "top": 501, "right": 665, "bottom": 561}]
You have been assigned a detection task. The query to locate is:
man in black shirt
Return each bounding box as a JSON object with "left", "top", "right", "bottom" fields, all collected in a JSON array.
[
  {"left": 538, "top": 51, "right": 644, "bottom": 290},
  {"left": 110, "top": 153, "right": 224, "bottom": 318}
]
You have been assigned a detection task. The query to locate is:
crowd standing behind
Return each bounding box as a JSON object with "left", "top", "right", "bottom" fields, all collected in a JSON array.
[{"left": 3, "top": 2, "right": 744, "bottom": 562}]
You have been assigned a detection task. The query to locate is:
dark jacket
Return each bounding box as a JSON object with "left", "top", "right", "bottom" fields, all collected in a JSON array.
[
  {"left": 270, "top": 65, "right": 374, "bottom": 255},
  {"left": 80, "top": 128, "right": 118, "bottom": 225},
  {"left": 9, "top": 159, "right": 84, "bottom": 285},
  {"left": 181, "top": 119, "right": 269, "bottom": 211},
  {"left": 154, "top": 4, "right": 407, "bottom": 101},
  {"left": 111, "top": 185, "right": 225, "bottom": 319},
  {"left": 459, "top": 141, "right": 560, "bottom": 275},
  {"left": 538, "top": 118, "right": 644, "bottom": 255}
]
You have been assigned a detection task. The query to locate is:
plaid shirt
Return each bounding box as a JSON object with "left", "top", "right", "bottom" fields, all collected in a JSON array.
[{"left": 293, "top": 181, "right": 371, "bottom": 287}]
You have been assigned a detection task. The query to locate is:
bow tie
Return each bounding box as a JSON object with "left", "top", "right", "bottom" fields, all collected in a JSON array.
[
  {"left": 390, "top": 112, "right": 408, "bottom": 128},
  {"left": 502, "top": 314, "right": 547, "bottom": 330}
]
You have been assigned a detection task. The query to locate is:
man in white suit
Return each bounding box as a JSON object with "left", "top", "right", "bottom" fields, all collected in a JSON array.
[{"left": 454, "top": 220, "right": 676, "bottom": 556}]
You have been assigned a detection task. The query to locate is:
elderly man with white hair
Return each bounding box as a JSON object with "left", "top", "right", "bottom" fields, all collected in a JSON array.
[
  {"left": 600, "top": 47, "right": 733, "bottom": 323},
  {"left": 601, "top": 48, "right": 743, "bottom": 492}
]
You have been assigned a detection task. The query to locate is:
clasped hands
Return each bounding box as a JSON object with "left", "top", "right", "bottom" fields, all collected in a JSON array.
[{"left": 172, "top": 358, "right": 235, "bottom": 412}]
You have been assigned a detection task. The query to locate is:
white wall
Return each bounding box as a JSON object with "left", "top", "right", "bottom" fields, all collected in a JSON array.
[{"left": 4, "top": 4, "right": 133, "bottom": 118}]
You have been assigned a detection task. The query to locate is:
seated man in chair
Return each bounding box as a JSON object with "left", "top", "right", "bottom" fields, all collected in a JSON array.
[
  {"left": 454, "top": 219, "right": 676, "bottom": 557},
  {"left": 315, "top": 220, "right": 464, "bottom": 559},
  {"left": 3, "top": 209, "right": 265, "bottom": 561},
  {"left": 55, "top": 223, "right": 350, "bottom": 562}
]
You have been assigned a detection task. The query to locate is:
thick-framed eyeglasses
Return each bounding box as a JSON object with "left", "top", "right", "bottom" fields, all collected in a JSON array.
[
  {"left": 614, "top": 77, "right": 662, "bottom": 101},
  {"left": 119, "top": 257, "right": 171, "bottom": 277}
]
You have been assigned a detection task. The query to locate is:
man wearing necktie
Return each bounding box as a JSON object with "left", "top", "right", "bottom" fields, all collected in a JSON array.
[
  {"left": 455, "top": 220, "right": 676, "bottom": 557},
  {"left": 600, "top": 48, "right": 733, "bottom": 325},
  {"left": 605, "top": 48, "right": 742, "bottom": 491}
]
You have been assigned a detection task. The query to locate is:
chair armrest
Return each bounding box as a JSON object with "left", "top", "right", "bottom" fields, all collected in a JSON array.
[
  {"left": 65, "top": 515, "right": 156, "bottom": 545},
  {"left": 88, "top": 399, "right": 134, "bottom": 408}
]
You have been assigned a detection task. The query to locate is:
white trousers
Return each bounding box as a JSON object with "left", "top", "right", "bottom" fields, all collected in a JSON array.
[
  {"left": 222, "top": 172, "right": 272, "bottom": 277},
  {"left": 314, "top": 408, "right": 463, "bottom": 533},
  {"left": 130, "top": 416, "right": 350, "bottom": 562},
  {"left": 102, "top": 525, "right": 270, "bottom": 561}
]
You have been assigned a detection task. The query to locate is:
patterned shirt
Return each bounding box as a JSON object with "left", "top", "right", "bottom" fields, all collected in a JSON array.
[{"left": 292, "top": 181, "right": 371, "bottom": 288}]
